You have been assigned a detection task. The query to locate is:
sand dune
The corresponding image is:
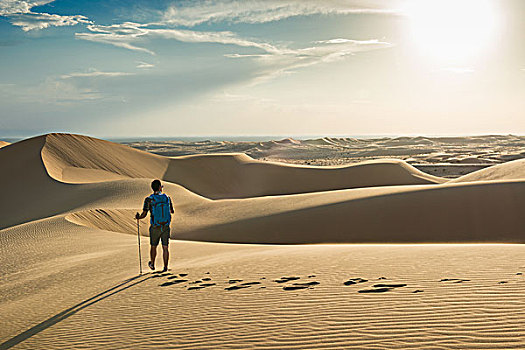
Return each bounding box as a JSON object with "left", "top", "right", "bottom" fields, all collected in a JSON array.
[
  {"left": 42, "top": 133, "right": 443, "bottom": 199},
  {"left": 2, "top": 133, "right": 525, "bottom": 349},
  {"left": 3, "top": 133, "right": 524, "bottom": 244},
  {"left": 451, "top": 158, "right": 525, "bottom": 183},
  {"left": 66, "top": 179, "right": 525, "bottom": 244},
  {"left": 0, "top": 135, "right": 206, "bottom": 230}
]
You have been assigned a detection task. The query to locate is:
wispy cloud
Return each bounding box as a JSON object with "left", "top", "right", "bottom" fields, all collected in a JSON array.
[
  {"left": 136, "top": 61, "right": 155, "bottom": 69},
  {"left": 8, "top": 12, "right": 90, "bottom": 31},
  {"left": 75, "top": 23, "right": 155, "bottom": 54},
  {"left": 75, "top": 22, "right": 282, "bottom": 55},
  {"left": 0, "top": 0, "right": 91, "bottom": 31},
  {"left": 0, "top": 0, "right": 52, "bottom": 16},
  {"left": 162, "top": 0, "right": 401, "bottom": 27},
  {"left": 60, "top": 71, "right": 135, "bottom": 79},
  {"left": 228, "top": 38, "right": 393, "bottom": 84}
]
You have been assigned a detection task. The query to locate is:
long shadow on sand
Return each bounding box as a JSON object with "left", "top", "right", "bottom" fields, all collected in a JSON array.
[{"left": 0, "top": 274, "right": 152, "bottom": 350}]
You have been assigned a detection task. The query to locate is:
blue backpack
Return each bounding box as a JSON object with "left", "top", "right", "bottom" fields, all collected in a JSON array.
[{"left": 149, "top": 193, "right": 171, "bottom": 226}]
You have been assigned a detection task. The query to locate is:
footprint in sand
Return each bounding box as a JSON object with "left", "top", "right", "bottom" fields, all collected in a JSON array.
[
  {"left": 498, "top": 281, "right": 508, "bottom": 284},
  {"left": 358, "top": 287, "right": 392, "bottom": 293},
  {"left": 293, "top": 281, "right": 319, "bottom": 287},
  {"left": 378, "top": 277, "right": 387, "bottom": 280},
  {"left": 283, "top": 281, "right": 319, "bottom": 291},
  {"left": 283, "top": 285, "right": 309, "bottom": 291},
  {"left": 188, "top": 286, "right": 205, "bottom": 290},
  {"left": 179, "top": 273, "right": 188, "bottom": 277},
  {"left": 308, "top": 275, "right": 316, "bottom": 278},
  {"left": 225, "top": 285, "right": 250, "bottom": 291},
  {"left": 343, "top": 278, "right": 368, "bottom": 286},
  {"left": 168, "top": 275, "right": 186, "bottom": 280},
  {"left": 228, "top": 279, "right": 243, "bottom": 284},
  {"left": 240, "top": 282, "right": 261, "bottom": 286},
  {"left": 412, "top": 290, "right": 424, "bottom": 293},
  {"left": 200, "top": 283, "right": 216, "bottom": 287},
  {"left": 160, "top": 279, "right": 188, "bottom": 287},
  {"left": 202, "top": 277, "right": 212, "bottom": 281},
  {"left": 373, "top": 283, "right": 406, "bottom": 288},
  {"left": 273, "top": 276, "right": 300, "bottom": 283},
  {"left": 516, "top": 272, "right": 522, "bottom": 275},
  {"left": 189, "top": 280, "right": 202, "bottom": 284},
  {"left": 440, "top": 278, "right": 470, "bottom": 283}
]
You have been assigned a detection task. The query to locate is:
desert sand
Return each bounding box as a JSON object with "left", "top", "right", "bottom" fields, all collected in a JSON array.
[{"left": 1, "top": 133, "right": 525, "bottom": 349}]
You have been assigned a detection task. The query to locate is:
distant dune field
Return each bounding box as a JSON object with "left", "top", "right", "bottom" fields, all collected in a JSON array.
[{"left": 1, "top": 133, "right": 525, "bottom": 349}]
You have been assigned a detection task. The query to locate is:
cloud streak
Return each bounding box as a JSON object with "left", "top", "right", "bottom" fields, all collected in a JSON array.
[
  {"left": 162, "top": 0, "right": 402, "bottom": 27},
  {"left": 75, "top": 19, "right": 392, "bottom": 85},
  {"left": 75, "top": 22, "right": 283, "bottom": 55},
  {"left": 60, "top": 71, "right": 135, "bottom": 79},
  {"left": 136, "top": 61, "right": 155, "bottom": 69},
  {"left": 228, "top": 38, "right": 393, "bottom": 84},
  {"left": 0, "top": 0, "right": 91, "bottom": 31}
]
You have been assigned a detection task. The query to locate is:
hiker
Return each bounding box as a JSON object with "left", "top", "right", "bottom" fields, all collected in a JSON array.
[{"left": 135, "top": 179, "right": 174, "bottom": 272}]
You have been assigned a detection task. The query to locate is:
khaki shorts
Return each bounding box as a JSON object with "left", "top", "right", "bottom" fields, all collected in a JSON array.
[{"left": 149, "top": 225, "right": 170, "bottom": 246}]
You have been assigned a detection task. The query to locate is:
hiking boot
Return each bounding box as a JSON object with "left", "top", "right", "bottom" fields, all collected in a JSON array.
[{"left": 148, "top": 261, "right": 155, "bottom": 270}]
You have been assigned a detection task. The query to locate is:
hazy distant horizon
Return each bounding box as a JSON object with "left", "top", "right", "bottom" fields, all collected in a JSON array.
[{"left": 2, "top": 133, "right": 524, "bottom": 144}]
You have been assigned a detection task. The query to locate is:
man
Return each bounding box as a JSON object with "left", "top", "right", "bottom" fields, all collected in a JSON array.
[{"left": 135, "top": 179, "right": 174, "bottom": 272}]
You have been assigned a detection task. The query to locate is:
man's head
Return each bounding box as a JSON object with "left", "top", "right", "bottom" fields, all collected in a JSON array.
[{"left": 151, "top": 179, "right": 162, "bottom": 192}]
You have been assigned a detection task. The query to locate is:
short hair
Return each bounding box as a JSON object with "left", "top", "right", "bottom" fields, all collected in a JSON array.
[{"left": 151, "top": 179, "right": 162, "bottom": 192}]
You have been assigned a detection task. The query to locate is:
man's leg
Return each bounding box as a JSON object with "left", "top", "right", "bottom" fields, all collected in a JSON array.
[
  {"left": 162, "top": 245, "right": 169, "bottom": 270},
  {"left": 160, "top": 225, "right": 170, "bottom": 271},
  {"left": 150, "top": 245, "right": 157, "bottom": 267},
  {"left": 149, "top": 226, "right": 161, "bottom": 270}
]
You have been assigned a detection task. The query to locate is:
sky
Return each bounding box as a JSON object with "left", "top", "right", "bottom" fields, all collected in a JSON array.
[{"left": 0, "top": 0, "right": 524, "bottom": 138}]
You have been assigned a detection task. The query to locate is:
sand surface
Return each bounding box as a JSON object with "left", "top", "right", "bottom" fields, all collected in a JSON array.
[{"left": 2, "top": 133, "right": 525, "bottom": 349}]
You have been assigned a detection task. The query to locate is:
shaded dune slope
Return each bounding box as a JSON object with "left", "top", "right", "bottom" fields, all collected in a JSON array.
[
  {"left": 3, "top": 133, "right": 525, "bottom": 243},
  {"left": 67, "top": 180, "right": 525, "bottom": 244}
]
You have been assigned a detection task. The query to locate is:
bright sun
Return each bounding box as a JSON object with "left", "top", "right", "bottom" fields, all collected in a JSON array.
[{"left": 403, "top": 0, "right": 499, "bottom": 64}]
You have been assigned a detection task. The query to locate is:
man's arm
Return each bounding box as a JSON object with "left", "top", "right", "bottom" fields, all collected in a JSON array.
[
  {"left": 136, "top": 197, "right": 150, "bottom": 220},
  {"left": 170, "top": 197, "right": 174, "bottom": 214},
  {"left": 135, "top": 210, "right": 148, "bottom": 220}
]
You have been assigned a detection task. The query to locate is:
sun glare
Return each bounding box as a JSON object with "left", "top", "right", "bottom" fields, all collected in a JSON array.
[{"left": 403, "top": 0, "right": 500, "bottom": 64}]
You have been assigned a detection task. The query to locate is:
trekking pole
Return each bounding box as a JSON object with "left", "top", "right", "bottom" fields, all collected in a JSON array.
[{"left": 136, "top": 219, "right": 143, "bottom": 275}]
